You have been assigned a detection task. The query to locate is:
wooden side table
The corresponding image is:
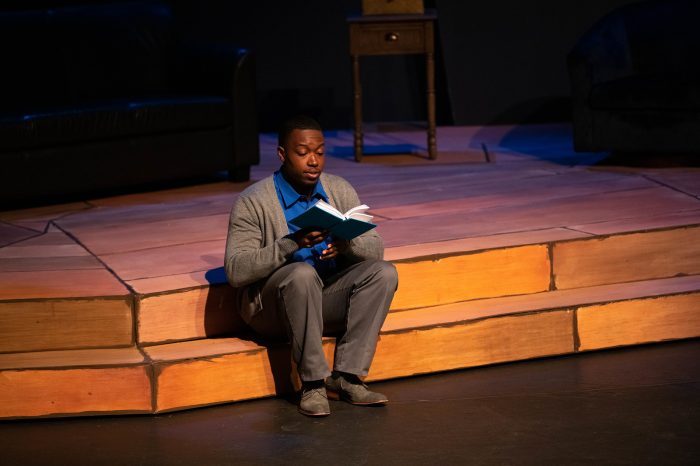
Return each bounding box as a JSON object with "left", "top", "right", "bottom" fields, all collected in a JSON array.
[{"left": 347, "top": 10, "right": 438, "bottom": 162}]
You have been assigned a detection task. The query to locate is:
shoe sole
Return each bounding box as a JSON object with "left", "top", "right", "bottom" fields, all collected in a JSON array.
[
  {"left": 297, "top": 407, "right": 330, "bottom": 417},
  {"left": 326, "top": 389, "right": 388, "bottom": 406}
]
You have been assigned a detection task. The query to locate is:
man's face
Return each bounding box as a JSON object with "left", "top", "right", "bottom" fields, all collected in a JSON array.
[{"left": 278, "top": 129, "right": 325, "bottom": 194}]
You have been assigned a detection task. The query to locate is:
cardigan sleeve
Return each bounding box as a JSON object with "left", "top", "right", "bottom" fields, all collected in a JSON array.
[{"left": 224, "top": 195, "right": 298, "bottom": 288}]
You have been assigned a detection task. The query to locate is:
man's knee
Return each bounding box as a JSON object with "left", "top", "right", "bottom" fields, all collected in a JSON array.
[
  {"left": 279, "top": 262, "right": 323, "bottom": 290},
  {"left": 373, "top": 260, "right": 398, "bottom": 290}
]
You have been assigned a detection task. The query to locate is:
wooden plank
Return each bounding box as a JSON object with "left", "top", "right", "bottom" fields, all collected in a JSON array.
[
  {"left": 0, "top": 202, "right": 91, "bottom": 232},
  {"left": 0, "top": 269, "right": 129, "bottom": 300},
  {"left": 553, "top": 226, "right": 700, "bottom": 289},
  {"left": 367, "top": 310, "right": 574, "bottom": 381},
  {"left": 378, "top": 186, "right": 700, "bottom": 248},
  {"left": 55, "top": 193, "right": 236, "bottom": 243},
  {"left": 0, "top": 298, "right": 133, "bottom": 353},
  {"left": 144, "top": 337, "right": 263, "bottom": 362},
  {"left": 577, "top": 293, "right": 700, "bottom": 351},
  {"left": 99, "top": 239, "right": 225, "bottom": 282},
  {"left": 0, "top": 228, "right": 87, "bottom": 258},
  {"left": 138, "top": 285, "right": 243, "bottom": 344},
  {"left": 0, "top": 229, "right": 100, "bottom": 272},
  {"left": 0, "top": 242, "right": 91, "bottom": 259},
  {"left": 151, "top": 338, "right": 336, "bottom": 410},
  {"left": 63, "top": 213, "right": 229, "bottom": 256},
  {"left": 0, "top": 222, "right": 38, "bottom": 247},
  {"left": 128, "top": 270, "right": 224, "bottom": 294},
  {"left": 646, "top": 171, "right": 700, "bottom": 198},
  {"left": 1, "top": 228, "right": 75, "bottom": 247},
  {"left": 385, "top": 228, "right": 588, "bottom": 261},
  {"left": 361, "top": 168, "right": 560, "bottom": 208},
  {"left": 0, "top": 366, "right": 152, "bottom": 418},
  {"left": 391, "top": 244, "right": 550, "bottom": 309},
  {"left": 0, "top": 347, "right": 144, "bottom": 370},
  {"left": 569, "top": 209, "right": 700, "bottom": 236},
  {"left": 384, "top": 275, "right": 700, "bottom": 332},
  {"left": 154, "top": 350, "right": 278, "bottom": 412},
  {"left": 0, "top": 256, "right": 102, "bottom": 273},
  {"left": 371, "top": 173, "right": 652, "bottom": 220}
]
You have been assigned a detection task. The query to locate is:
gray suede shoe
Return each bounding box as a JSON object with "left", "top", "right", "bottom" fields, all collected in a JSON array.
[
  {"left": 326, "top": 372, "right": 388, "bottom": 406},
  {"left": 298, "top": 385, "right": 330, "bottom": 417}
]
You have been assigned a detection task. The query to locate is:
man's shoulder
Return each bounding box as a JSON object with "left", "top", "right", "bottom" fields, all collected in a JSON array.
[
  {"left": 320, "top": 172, "right": 355, "bottom": 192},
  {"left": 239, "top": 175, "right": 275, "bottom": 200}
]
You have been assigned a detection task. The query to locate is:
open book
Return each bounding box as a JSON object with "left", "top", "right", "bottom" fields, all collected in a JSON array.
[{"left": 289, "top": 200, "right": 377, "bottom": 240}]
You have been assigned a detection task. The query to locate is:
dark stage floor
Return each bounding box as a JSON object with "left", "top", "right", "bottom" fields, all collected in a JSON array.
[{"left": 2, "top": 340, "right": 699, "bottom": 466}]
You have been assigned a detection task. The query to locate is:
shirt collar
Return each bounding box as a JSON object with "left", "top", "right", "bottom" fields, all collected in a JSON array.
[{"left": 274, "top": 169, "right": 328, "bottom": 208}]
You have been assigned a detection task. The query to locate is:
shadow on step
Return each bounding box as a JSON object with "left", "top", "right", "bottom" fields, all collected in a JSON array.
[
  {"left": 202, "top": 267, "right": 246, "bottom": 338},
  {"left": 200, "top": 266, "right": 318, "bottom": 405},
  {"left": 241, "top": 332, "right": 300, "bottom": 404}
]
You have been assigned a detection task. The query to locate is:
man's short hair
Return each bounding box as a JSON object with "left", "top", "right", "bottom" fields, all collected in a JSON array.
[{"left": 278, "top": 115, "right": 322, "bottom": 147}]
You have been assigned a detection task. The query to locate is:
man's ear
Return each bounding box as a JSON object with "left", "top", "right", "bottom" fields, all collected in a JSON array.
[{"left": 277, "top": 146, "right": 286, "bottom": 164}]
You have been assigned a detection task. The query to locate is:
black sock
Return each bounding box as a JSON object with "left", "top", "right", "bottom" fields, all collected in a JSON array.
[
  {"left": 334, "top": 371, "right": 361, "bottom": 383},
  {"left": 302, "top": 379, "right": 324, "bottom": 389}
]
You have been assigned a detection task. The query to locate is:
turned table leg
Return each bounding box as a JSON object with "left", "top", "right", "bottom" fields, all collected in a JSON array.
[
  {"left": 352, "top": 54, "right": 364, "bottom": 162},
  {"left": 426, "top": 51, "right": 437, "bottom": 159}
]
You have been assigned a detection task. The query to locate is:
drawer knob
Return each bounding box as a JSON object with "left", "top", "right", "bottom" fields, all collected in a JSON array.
[{"left": 385, "top": 32, "right": 399, "bottom": 42}]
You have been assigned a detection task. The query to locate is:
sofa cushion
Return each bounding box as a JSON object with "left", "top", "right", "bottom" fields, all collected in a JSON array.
[
  {"left": 0, "top": 96, "right": 231, "bottom": 152},
  {"left": 590, "top": 72, "right": 700, "bottom": 111}
]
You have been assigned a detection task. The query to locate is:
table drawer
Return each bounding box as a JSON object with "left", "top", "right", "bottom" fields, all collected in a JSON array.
[{"left": 350, "top": 22, "right": 428, "bottom": 55}]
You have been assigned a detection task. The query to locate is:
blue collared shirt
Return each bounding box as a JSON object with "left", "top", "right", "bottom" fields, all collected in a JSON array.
[{"left": 273, "top": 169, "right": 336, "bottom": 277}]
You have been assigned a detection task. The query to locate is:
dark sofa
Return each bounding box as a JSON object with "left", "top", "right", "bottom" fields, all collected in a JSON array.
[
  {"left": 0, "top": 1, "right": 258, "bottom": 207},
  {"left": 568, "top": 0, "right": 700, "bottom": 153}
]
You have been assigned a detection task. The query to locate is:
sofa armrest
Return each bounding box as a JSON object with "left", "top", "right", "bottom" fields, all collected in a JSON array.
[
  {"left": 568, "top": 12, "right": 635, "bottom": 87},
  {"left": 567, "top": 8, "right": 633, "bottom": 152},
  {"left": 230, "top": 50, "right": 260, "bottom": 172},
  {"left": 177, "top": 41, "right": 259, "bottom": 174}
]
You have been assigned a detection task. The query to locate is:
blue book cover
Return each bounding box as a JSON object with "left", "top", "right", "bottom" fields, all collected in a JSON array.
[{"left": 289, "top": 200, "right": 376, "bottom": 240}]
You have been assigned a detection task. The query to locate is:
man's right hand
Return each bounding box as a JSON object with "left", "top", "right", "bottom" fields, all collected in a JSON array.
[{"left": 293, "top": 228, "right": 328, "bottom": 249}]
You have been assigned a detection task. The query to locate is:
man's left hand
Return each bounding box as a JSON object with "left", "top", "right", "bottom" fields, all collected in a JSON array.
[{"left": 320, "top": 239, "right": 350, "bottom": 260}]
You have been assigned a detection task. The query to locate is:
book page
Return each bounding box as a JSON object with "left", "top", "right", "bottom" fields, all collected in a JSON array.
[
  {"left": 313, "top": 200, "right": 345, "bottom": 220},
  {"left": 344, "top": 204, "right": 370, "bottom": 219},
  {"left": 348, "top": 212, "right": 373, "bottom": 223}
]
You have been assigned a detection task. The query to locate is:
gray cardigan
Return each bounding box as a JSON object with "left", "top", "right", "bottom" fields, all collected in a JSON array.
[{"left": 224, "top": 172, "right": 384, "bottom": 322}]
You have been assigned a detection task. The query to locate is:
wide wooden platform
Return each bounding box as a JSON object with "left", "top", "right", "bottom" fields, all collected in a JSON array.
[{"left": 1, "top": 123, "right": 700, "bottom": 419}]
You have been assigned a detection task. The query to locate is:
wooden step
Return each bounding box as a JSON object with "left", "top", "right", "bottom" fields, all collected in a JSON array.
[
  {"left": 391, "top": 243, "right": 551, "bottom": 310},
  {"left": 0, "top": 347, "right": 151, "bottom": 419},
  {"left": 553, "top": 225, "right": 700, "bottom": 289},
  {"left": 142, "top": 275, "right": 700, "bottom": 414},
  {"left": 3, "top": 274, "right": 697, "bottom": 419},
  {"left": 373, "top": 276, "right": 700, "bottom": 380},
  {"left": 0, "top": 227, "right": 134, "bottom": 353},
  {"left": 131, "top": 224, "right": 700, "bottom": 346},
  {"left": 137, "top": 284, "right": 242, "bottom": 345},
  {"left": 0, "top": 298, "right": 134, "bottom": 353},
  {"left": 2, "top": 223, "right": 697, "bottom": 351},
  {"left": 1, "top": 124, "right": 699, "bottom": 419}
]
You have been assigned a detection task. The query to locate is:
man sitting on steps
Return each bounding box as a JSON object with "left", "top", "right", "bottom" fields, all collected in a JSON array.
[{"left": 225, "top": 115, "right": 399, "bottom": 416}]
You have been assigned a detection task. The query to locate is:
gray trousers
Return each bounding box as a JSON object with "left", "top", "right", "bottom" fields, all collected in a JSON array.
[{"left": 247, "top": 259, "right": 398, "bottom": 382}]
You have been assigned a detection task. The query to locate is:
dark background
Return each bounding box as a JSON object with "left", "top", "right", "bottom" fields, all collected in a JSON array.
[
  {"left": 8, "top": 0, "right": 641, "bottom": 131},
  {"left": 170, "top": 0, "right": 640, "bottom": 130}
]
